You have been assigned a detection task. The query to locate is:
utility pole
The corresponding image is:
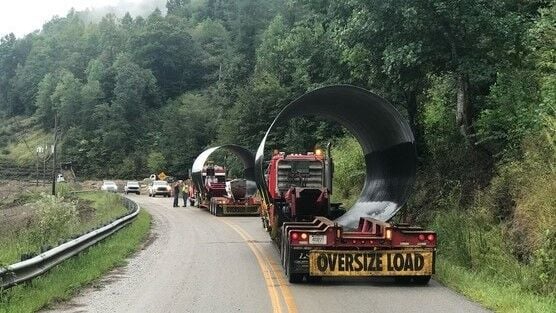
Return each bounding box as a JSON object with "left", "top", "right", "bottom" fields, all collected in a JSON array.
[
  {"left": 51, "top": 115, "right": 58, "bottom": 196},
  {"left": 35, "top": 147, "right": 39, "bottom": 186}
]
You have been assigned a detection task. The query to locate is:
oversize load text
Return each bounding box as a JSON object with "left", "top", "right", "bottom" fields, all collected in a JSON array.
[{"left": 311, "top": 251, "right": 431, "bottom": 274}]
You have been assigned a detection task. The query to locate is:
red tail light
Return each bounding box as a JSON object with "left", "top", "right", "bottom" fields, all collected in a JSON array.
[
  {"left": 291, "top": 232, "right": 299, "bottom": 240},
  {"left": 427, "top": 234, "right": 435, "bottom": 241},
  {"left": 418, "top": 234, "right": 425, "bottom": 241}
]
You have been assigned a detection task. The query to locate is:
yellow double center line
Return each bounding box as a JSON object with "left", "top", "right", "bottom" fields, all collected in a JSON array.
[{"left": 220, "top": 219, "right": 298, "bottom": 313}]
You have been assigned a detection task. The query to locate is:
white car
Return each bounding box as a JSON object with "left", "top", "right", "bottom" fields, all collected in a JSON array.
[
  {"left": 148, "top": 180, "right": 171, "bottom": 197},
  {"left": 56, "top": 174, "right": 65, "bottom": 183},
  {"left": 101, "top": 181, "right": 118, "bottom": 193},
  {"left": 124, "top": 181, "right": 141, "bottom": 195}
]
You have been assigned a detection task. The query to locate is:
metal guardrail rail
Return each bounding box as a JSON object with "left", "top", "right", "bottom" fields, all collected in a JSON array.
[{"left": 0, "top": 196, "right": 140, "bottom": 289}]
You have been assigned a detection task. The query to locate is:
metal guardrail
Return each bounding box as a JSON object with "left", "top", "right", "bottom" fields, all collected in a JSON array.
[{"left": 0, "top": 196, "right": 140, "bottom": 289}]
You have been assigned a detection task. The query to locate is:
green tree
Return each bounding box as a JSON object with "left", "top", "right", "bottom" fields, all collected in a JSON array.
[
  {"left": 147, "top": 151, "right": 166, "bottom": 173},
  {"left": 158, "top": 92, "right": 218, "bottom": 175},
  {"left": 80, "top": 79, "right": 104, "bottom": 131},
  {"left": 112, "top": 53, "right": 159, "bottom": 121},
  {"left": 130, "top": 12, "right": 201, "bottom": 98},
  {"left": 218, "top": 72, "right": 288, "bottom": 149},
  {"left": 0, "top": 33, "right": 33, "bottom": 115},
  {"left": 192, "top": 19, "right": 231, "bottom": 83},
  {"left": 35, "top": 72, "right": 62, "bottom": 128},
  {"left": 51, "top": 71, "right": 83, "bottom": 130},
  {"left": 166, "top": 0, "right": 193, "bottom": 18},
  {"left": 324, "top": 0, "right": 533, "bottom": 150}
]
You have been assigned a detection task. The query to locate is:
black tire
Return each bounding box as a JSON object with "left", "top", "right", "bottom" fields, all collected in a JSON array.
[
  {"left": 285, "top": 242, "right": 303, "bottom": 284},
  {"left": 413, "top": 276, "right": 431, "bottom": 285},
  {"left": 288, "top": 272, "right": 303, "bottom": 284},
  {"left": 394, "top": 277, "right": 412, "bottom": 284},
  {"left": 306, "top": 275, "right": 322, "bottom": 283}
]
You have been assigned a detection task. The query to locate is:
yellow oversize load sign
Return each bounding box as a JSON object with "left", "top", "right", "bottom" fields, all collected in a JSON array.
[{"left": 309, "top": 250, "right": 433, "bottom": 276}]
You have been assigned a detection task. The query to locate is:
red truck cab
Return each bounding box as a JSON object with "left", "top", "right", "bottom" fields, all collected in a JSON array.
[{"left": 262, "top": 150, "right": 436, "bottom": 284}]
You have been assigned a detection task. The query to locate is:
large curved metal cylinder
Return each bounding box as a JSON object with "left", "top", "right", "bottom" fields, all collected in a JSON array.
[
  {"left": 254, "top": 85, "right": 416, "bottom": 228},
  {"left": 192, "top": 145, "right": 256, "bottom": 197}
]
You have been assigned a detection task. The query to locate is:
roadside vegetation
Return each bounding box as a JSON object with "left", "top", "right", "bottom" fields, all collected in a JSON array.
[
  {"left": 0, "top": 210, "right": 151, "bottom": 313},
  {"left": 332, "top": 123, "right": 555, "bottom": 312},
  {"left": 0, "top": 190, "right": 129, "bottom": 265}
]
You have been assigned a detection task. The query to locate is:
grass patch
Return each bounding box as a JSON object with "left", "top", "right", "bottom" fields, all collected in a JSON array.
[
  {"left": 74, "top": 192, "right": 129, "bottom": 231},
  {"left": 3, "top": 128, "right": 50, "bottom": 166},
  {"left": 430, "top": 208, "right": 556, "bottom": 313},
  {"left": 0, "top": 209, "right": 151, "bottom": 313},
  {"left": 435, "top": 258, "right": 556, "bottom": 313},
  {"left": 0, "top": 192, "right": 131, "bottom": 265}
]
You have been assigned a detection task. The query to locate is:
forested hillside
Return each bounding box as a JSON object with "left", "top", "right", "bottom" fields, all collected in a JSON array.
[{"left": 0, "top": 0, "right": 554, "bottom": 308}]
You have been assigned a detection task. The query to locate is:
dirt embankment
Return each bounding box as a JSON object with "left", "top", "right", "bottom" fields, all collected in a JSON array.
[
  {"left": 0, "top": 180, "right": 98, "bottom": 237},
  {"left": 0, "top": 180, "right": 43, "bottom": 234}
]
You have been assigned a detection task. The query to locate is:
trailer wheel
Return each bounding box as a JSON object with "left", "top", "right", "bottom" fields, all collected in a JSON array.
[
  {"left": 288, "top": 273, "right": 303, "bottom": 283},
  {"left": 413, "top": 276, "right": 431, "bottom": 285},
  {"left": 306, "top": 275, "right": 322, "bottom": 283},
  {"left": 394, "top": 277, "right": 412, "bottom": 284},
  {"left": 284, "top": 241, "right": 303, "bottom": 283}
]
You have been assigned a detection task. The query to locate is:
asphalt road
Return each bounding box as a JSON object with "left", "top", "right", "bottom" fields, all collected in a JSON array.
[{"left": 45, "top": 194, "right": 490, "bottom": 313}]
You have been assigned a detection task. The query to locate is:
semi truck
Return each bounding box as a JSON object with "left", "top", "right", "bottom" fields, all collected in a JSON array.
[
  {"left": 191, "top": 164, "right": 226, "bottom": 209},
  {"left": 191, "top": 145, "right": 261, "bottom": 216},
  {"left": 262, "top": 149, "right": 435, "bottom": 283},
  {"left": 254, "top": 85, "right": 437, "bottom": 283},
  {"left": 208, "top": 178, "right": 260, "bottom": 216}
]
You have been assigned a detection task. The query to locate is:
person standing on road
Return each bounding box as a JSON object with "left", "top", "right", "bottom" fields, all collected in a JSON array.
[
  {"left": 181, "top": 180, "right": 190, "bottom": 207},
  {"left": 173, "top": 180, "right": 181, "bottom": 207}
]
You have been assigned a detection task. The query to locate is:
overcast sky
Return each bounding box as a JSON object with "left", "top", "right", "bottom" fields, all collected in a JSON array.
[{"left": 0, "top": 0, "right": 166, "bottom": 38}]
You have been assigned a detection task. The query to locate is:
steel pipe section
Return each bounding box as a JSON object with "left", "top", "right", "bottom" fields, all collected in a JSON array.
[
  {"left": 191, "top": 144, "right": 256, "bottom": 196},
  {"left": 255, "top": 85, "right": 416, "bottom": 228}
]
